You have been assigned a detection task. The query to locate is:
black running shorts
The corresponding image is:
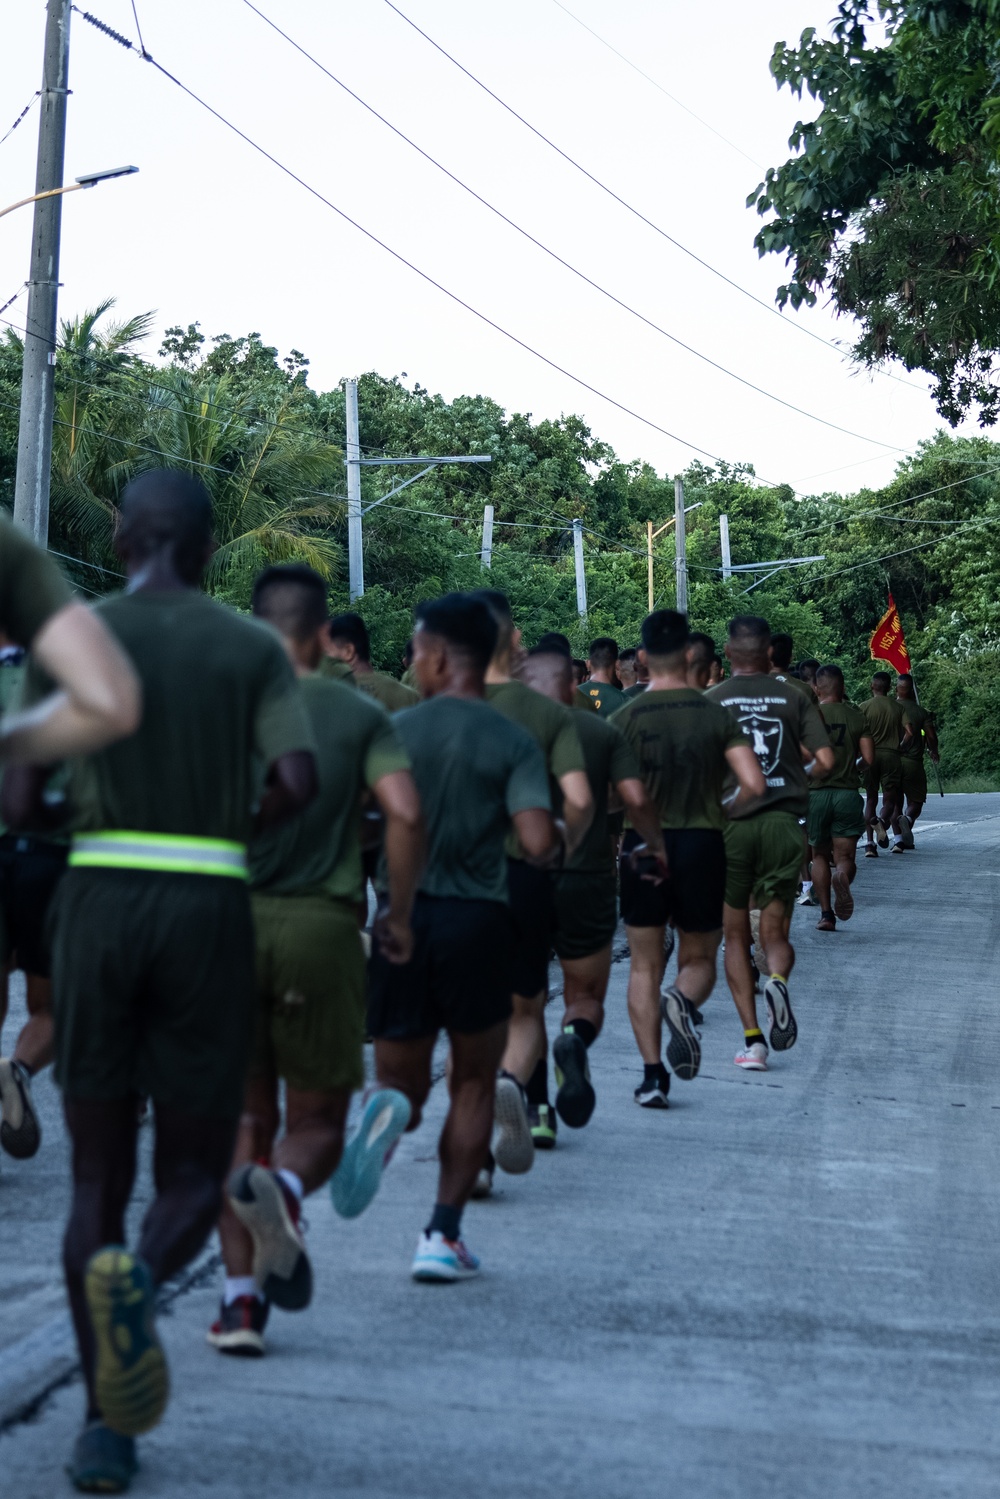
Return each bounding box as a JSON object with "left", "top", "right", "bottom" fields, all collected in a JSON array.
[
  {"left": 0, "top": 834, "right": 69, "bottom": 977},
  {"left": 367, "top": 893, "right": 514, "bottom": 1039},
  {"left": 553, "top": 869, "right": 617, "bottom": 960},
  {"left": 619, "top": 828, "right": 725, "bottom": 933},
  {"left": 506, "top": 857, "right": 556, "bottom": 997},
  {"left": 51, "top": 869, "right": 255, "bottom": 1117}
]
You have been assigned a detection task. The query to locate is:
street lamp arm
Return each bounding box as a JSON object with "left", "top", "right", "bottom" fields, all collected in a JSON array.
[{"left": 0, "top": 182, "right": 84, "bottom": 222}]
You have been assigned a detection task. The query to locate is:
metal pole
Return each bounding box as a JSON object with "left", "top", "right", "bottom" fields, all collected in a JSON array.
[
  {"left": 345, "top": 378, "right": 363, "bottom": 601},
  {"left": 720, "top": 513, "right": 732, "bottom": 581},
  {"left": 13, "top": 0, "right": 71, "bottom": 544},
  {"left": 481, "top": 503, "right": 494, "bottom": 569},
  {"left": 573, "top": 517, "right": 587, "bottom": 618},
  {"left": 674, "top": 477, "right": 688, "bottom": 614},
  {"left": 647, "top": 519, "right": 654, "bottom": 613}
]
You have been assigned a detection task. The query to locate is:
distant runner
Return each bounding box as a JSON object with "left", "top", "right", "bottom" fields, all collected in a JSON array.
[
  {"left": 809, "top": 666, "right": 874, "bottom": 932},
  {"left": 894, "top": 673, "right": 940, "bottom": 848},
  {"left": 861, "top": 672, "right": 912, "bottom": 856}
]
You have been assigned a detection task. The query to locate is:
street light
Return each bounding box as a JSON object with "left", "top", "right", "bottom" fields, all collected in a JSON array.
[{"left": 0, "top": 165, "right": 138, "bottom": 223}]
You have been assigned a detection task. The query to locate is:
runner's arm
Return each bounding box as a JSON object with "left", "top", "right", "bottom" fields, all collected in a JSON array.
[
  {"left": 725, "top": 743, "right": 766, "bottom": 805},
  {"left": 254, "top": 750, "right": 318, "bottom": 831},
  {"left": 615, "top": 778, "right": 666, "bottom": 864},
  {"left": 858, "top": 732, "right": 876, "bottom": 768},
  {"left": 557, "top": 769, "right": 594, "bottom": 859},
  {"left": 371, "top": 769, "right": 424, "bottom": 965},
  {"left": 0, "top": 604, "right": 141, "bottom": 764},
  {"left": 925, "top": 720, "right": 940, "bottom": 762},
  {"left": 513, "top": 807, "right": 561, "bottom": 865},
  {"left": 801, "top": 742, "right": 835, "bottom": 779}
]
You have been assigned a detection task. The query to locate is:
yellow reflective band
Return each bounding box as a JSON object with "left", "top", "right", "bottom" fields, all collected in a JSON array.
[{"left": 69, "top": 831, "right": 248, "bottom": 880}]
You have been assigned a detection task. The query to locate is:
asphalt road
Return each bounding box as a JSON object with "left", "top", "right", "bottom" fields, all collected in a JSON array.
[{"left": 1, "top": 795, "right": 999, "bottom": 1497}]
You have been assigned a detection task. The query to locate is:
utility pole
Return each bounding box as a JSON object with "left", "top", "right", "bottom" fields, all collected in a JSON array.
[
  {"left": 345, "top": 378, "right": 364, "bottom": 601},
  {"left": 14, "top": 0, "right": 72, "bottom": 544},
  {"left": 481, "top": 503, "right": 494, "bottom": 569},
  {"left": 674, "top": 476, "right": 688, "bottom": 614},
  {"left": 573, "top": 517, "right": 587, "bottom": 618},
  {"left": 720, "top": 513, "right": 732, "bottom": 581}
]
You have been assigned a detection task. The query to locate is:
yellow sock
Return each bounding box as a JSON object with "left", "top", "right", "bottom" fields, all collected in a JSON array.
[{"left": 770, "top": 973, "right": 787, "bottom": 983}]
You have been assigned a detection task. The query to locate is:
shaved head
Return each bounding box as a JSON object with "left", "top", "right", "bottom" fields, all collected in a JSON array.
[
  {"left": 518, "top": 650, "right": 574, "bottom": 707},
  {"left": 117, "top": 468, "right": 213, "bottom": 582}
]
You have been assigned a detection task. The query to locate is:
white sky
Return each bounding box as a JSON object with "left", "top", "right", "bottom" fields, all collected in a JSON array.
[{"left": 0, "top": 0, "right": 967, "bottom": 497}]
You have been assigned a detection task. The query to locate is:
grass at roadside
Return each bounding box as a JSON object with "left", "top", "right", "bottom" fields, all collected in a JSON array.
[{"left": 941, "top": 774, "right": 1000, "bottom": 794}]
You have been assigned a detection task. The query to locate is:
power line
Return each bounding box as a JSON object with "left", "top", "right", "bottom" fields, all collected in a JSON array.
[
  {"left": 384, "top": 0, "right": 925, "bottom": 392},
  {"left": 791, "top": 460, "right": 1000, "bottom": 539},
  {"left": 806, "top": 513, "right": 1000, "bottom": 586},
  {"left": 549, "top": 0, "right": 763, "bottom": 169},
  {"left": 0, "top": 93, "right": 39, "bottom": 149},
  {"left": 240, "top": 1, "right": 903, "bottom": 454},
  {"left": 75, "top": 10, "right": 759, "bottom": 475}
]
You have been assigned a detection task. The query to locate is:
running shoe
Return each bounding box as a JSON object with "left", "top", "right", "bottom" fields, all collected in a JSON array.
[
  {"left": 890, "top": 841, "right": 905, "bottom": 854},
  {"left": 0, "top": 1057, "right": 40, "bottom": 1159},
  {"left": 470, "top": 1152, "right": 495, "bottom": 1200},
  {"left": 68, "top": 1419, "right": 137, "bottom": 1494},
  {"left": 734, "top": 1043, "right": 768, "bottom": 1071},
  {"left": 661, "top": 987, "right": 702, "bottom": 1081},
  {"left": 330, "top": 1088, "right": 411, "bottom": 1219},
  {"left": 227, "top": 1164, "right": 312, "bottom": 1311},
  {"left": 633, "top": 1073, "right": 670, "bottom": 1109},
  {"left": 795, "top": 888, "right": 818, "bottom": 907},
  {"left": 764, "top": 977, "right": 798, "bottom": 1052},
  {"left": 528, "top": 1102, "right": 557, "bottom": 1149},
  {"left": 864, "top": 843, "right": 878, "bottom": 859},
  {"left": 663, "top": 924, "right": 676, "bottom": 964},
  {"left": 873, "top": 817, "right": 889, "bottom": 848},
  {"left": 411, "top": 1230, "right": 481, "bottom": 1282},
  {"left": 206, "top": 1295, "right": 269, "bottom": 1357},
  {"left": 898, "top": 813, "right": 915, "bottom": 850},
  {"left": 816, "top": 911, "right": 836, "bottom": 932},
  {"left": 84, "top": 1249, "right": 168, "bottom": 1438},
  {"left": 552, "top": 1030, "right": 596, "bottom": 1127},
  {"left": 493, "top": 1072, "right": 534, "bottom": 1174},
  {"left": 832, "top": 870, "right": 854, "bottom": 922}
]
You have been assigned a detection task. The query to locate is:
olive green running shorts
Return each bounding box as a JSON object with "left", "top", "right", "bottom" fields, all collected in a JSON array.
[
  {"left": 52, "top": 869, "right": 255, "bottom": 1118},
  {"left": 900, "top": 757, "right": 928, "bottom": 803},
  {"left": 807, "top": 788, "right": 866, "bottom": 846},
  {"left": 723, "top": 810, "right": 805, "bottom": 912},
  {"left": 863, "top": 748, "right": 902, "bottom": 796},
  {"left": 251, "top": 892, "right": 365, "bottom": 1093},
  {"left": 553, "top": 869, "right": 617, "bottom": 960}
]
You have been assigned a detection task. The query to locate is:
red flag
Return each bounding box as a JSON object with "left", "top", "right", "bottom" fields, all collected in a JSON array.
[{"left": 869, "top": 593, "right": 911, "bottom": 674}]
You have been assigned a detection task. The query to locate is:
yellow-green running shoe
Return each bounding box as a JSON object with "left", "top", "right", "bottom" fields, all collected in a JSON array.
[{"left": 84, "top": 1249, "right": 168, "bottom": 1438}]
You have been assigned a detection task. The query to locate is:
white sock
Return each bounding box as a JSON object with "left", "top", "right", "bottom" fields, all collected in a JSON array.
[
  {"left": 801, "top": 880, "right": 813, "bottom": 894},
  {"left": 223, "top": 1275, "right": 259, "bottom": 1306},
  {"left": 277, "top": 1168, "right": 304, "bottom": 1203}
]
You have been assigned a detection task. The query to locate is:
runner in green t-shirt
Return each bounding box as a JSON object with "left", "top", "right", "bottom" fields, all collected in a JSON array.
[
  {"left": 367, "top": 593, "right": 557, "bottom": 1283},
  {"left": 894, "top": 673, "right": 940, "bottom": 848},
  {"left": 28, "top": 471, "right": 318, "bottom": 1488},
  {"left": 860, "top": 674, "right": 913, "bottom": 854},
  {"left": 768, "top": 633, "right": 819, "bottom": 703},
  {"left": 473, "top": 589, "right": 592, "bottom": 1188},
  {"left": 705, "top": 616, "right": 834, "bottom": 1073},
  {"left": 685, "top": 631, "right": 717, "bottom": 691},
  {"left": 577, "top": 636, "right": 626, "bottom": 714},
  {"left": 809, "top": 666, "right": 875, "bottom": 932},
  {"left": 517, "top": 647, "right": 664, "bottom": 1143},
  {"left": 208, "top": 565, "right": 422, "bottom": 1358},
  {"left": 325, "top": 611, "right": 419, "bottom": 712},
  {"left": 617, "top": 612, "right": 763, "bottom": 1102}
]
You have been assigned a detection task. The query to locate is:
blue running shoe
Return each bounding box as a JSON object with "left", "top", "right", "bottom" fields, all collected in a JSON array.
[
  {"left": 84, "top": 1249, "right": 168, "bottom": 1438},
  {"left": 68, "top": 1420, "right": 137, "bottom": 1493},
  {"left": 330, "top": 1089, "right": 411, "bottom": 1219}
]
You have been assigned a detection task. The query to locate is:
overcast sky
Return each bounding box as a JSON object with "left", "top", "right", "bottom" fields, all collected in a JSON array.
[{"left": 0, "top": 0, "right": 966, "bottom": 497}]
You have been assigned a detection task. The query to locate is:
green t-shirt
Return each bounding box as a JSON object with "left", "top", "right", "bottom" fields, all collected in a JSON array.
[
  {"left": 68, "top": 591, "right": 315, "bottom": 843},
  {"left": 391, "top": 695, "right": 551, "bottom": 904},
  {"left": 572, "top": 692, "right": 598, "bottom": 713},
  {"left": 772, "top": 671, "right": 818, "bottom": 705},
  {"left": 318, "top": 658, "right": 357, "bottom": 687},
  {"left": 486, "top": 679, "right": 585, "bottom": 859},
  {"left": 250, "top": 675, "right": 409, "bottom": 901},
  {"left": 705, "top": 673, "right": 830, "bottom": 820},
  {"left": 568, "top": 711, "right": 640, "bottom": 871},
  {"left": 622, "top": 682, "right": 647, "bottom": 701},
  {"left": 0, "top": 517, "right": 72, "bottom": 646},
  {"left": 614, "top": 687, "right": 747, "bottom": 831},
  {"left": 577, "top": 680, "right": 625, "bottom": 715},
  {"left": 898, "top": 699, "right": 932, "bottom": 759},
  {"left": 815, "top": 700, "right": 868, "bottom": 791},
  {"left": 401, "top": 663, "right": 419, "bottom": 692},
  {"left": 355, "top": 669, "right": 419, "bottom": 714},
  {"left": 861, "top": 694, "right": 907, "bottom": 751}
]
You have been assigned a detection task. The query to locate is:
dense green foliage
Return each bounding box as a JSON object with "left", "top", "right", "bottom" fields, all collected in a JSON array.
[
  {"left": 750, "top": 0, "right": 1000, "bottom": 426},
  {"left": 1, "top": 305, "right": 998, "bottom": 784}
]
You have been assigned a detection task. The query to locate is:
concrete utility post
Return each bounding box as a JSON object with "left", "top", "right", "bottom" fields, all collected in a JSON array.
[
  {"left": 720, "top": 513, "right": 732, "bottom": 581},
  {"left": 14, "top": 0, "right": 71, "bottom": 544},
  {"left": 481, "top": 503, "right": 494, "bottom": 569},
  {"left": 674, "top": 476, "right": 688, "bottom": 615},
  {"left": 345, "top": 378, "right": 364, "bottom": 601},
  {"left": 573, "top": 517, "right": 587, "bottom": 618}
]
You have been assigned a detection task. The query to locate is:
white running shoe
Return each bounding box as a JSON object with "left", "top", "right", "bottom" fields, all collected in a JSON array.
[
  {"left": 898, "top": 813, "right": 915, "bottom": 850},
  {"left": 411, "top": 1231, "right": 480, "bottom": 1282},
  {"left": 734, "top": 1043, "right": 768, "bottom": 1071},
  {"left": 795, "top": 888, "right": 818, "bottom": 907},
  {"left": 492, "top": 1073, "right": 534, "bottom": 1175},
  {"left": 873, "top": 818, "right": 889, "bottom": 848}
]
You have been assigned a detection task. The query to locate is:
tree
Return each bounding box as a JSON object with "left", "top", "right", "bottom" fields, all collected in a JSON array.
[{"left": 749, "top": 0, "right": 1000, "bottom": 425}]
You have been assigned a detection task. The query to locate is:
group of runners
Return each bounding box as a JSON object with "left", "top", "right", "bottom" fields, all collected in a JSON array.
[{"left": 0, "top": 468, "right": 941, "bottom": 1493}]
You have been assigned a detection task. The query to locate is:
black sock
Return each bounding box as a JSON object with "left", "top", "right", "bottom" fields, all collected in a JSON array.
[
  {"left": 565, "top": 1018, "right": 597, "bottom": 1049},
  {"left": 643, "top": 1062, "right": 668, "bottom": 1087},
  {"left": 426, "top": 1203, "right": 461, "bottom": 1242},
  {"left": 525, "top": 1058, "right": 549, "bottom": 1106}
]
